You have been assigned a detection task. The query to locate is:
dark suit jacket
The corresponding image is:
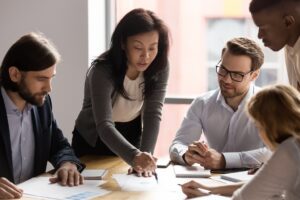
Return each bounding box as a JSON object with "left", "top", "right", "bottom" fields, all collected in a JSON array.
[{"left": 0, "top": 90, "right": 84, "bottom": 183}]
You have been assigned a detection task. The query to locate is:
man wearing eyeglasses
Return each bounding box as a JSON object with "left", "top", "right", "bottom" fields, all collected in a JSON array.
[{"left": 170, "top": 37, "right": 271, "bottom": 170}]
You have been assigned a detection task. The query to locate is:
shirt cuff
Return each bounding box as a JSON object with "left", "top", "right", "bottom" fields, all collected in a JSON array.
[
  {"left": 179, "top": 150, "right": 187, "bottom": 165},
  {"left": 223, "top": 152, "right": 242, "bottom": 168},
  {"left": 170, "top": 148, "right": 187, "bottom": 165},
  {"left": 58, "top": 160, "right": 86, "bottom": 173}
]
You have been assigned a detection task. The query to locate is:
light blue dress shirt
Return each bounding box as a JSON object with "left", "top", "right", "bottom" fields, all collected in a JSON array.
[
  {"left": 1, "top": 87, "right": 35, "bottom": 183},
  {"left": 169, "top": 84, "right": 271, "bottom": 168}
]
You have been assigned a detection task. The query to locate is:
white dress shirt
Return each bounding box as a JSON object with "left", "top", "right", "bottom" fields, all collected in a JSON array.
[
  {"left": 285, "top": 36, "right": 300, "bottom": 91},
  {"left": 232, "top": 137, "right": 300, "bottom": 200},
  {"left": 169, "top": 84, "right": 271, "bottom": 168}
]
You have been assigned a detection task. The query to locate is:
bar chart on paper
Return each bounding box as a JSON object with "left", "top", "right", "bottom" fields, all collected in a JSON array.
[{"left": 18, "top": 177, "right": 110, "bottom": 200}]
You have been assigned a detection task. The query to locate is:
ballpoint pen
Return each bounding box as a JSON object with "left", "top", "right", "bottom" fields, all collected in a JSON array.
[{"left": 153, "top": 171, "right": 158, "bottom": 183}]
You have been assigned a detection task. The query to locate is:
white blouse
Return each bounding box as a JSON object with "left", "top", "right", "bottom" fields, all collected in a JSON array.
[
  {"left": 232, "top": 137, "right": 300, "bottom": 200},
  {"left": 112, "top": 73, "right": 144, "bottom": 122}
]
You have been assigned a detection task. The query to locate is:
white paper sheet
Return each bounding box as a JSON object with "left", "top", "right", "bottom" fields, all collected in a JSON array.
[
  {"left": 192, "top": 194, "right": 231, "bottom": 199},
  {"left": 112, "top": 168, "right": 178, "bottom": 192},
  {"left": 113, "top": 174, "right": 159, "bottom": 192},
  {"left": 18, "top": 177, "right": 110, "bottom": 200}
]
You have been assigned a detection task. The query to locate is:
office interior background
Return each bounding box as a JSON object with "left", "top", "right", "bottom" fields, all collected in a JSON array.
[{"left": 0, "top": 0, "right": 287, "bottom": 159}]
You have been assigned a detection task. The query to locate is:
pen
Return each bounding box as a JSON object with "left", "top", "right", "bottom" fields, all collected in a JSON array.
[{"left": 153, "top": 172, "right": 158, "bottom": 183}]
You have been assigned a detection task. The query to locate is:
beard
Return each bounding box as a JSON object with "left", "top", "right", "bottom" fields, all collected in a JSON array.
[
  {"left": 219, "top": 80, "right": 244, "bottom": 99},
  {"left": 17, "top": 78, "right": 48, "bottom": 106}
]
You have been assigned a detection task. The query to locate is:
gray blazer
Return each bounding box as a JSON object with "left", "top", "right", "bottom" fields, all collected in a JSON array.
[{"left": 75, "top": 61, "right": 169, "bottom": 165}]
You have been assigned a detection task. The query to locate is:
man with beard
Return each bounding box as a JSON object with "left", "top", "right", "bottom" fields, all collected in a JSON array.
[
  {"left": 170, "top": 37, "right": 271, "bottom": 170},
  {"left": 0, "top": 33, "right": 84, "bottom": 199},
  {"left": 249, "top": 0, "right": 300, "bottom": 92}
]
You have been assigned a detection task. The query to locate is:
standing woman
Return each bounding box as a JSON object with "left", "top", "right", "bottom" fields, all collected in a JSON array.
[
  {"left": 181, "top": 84, "right": 300, "bottom": 199},
  {"left": 72, "top": 8, "right": 170, "bottom": 176}
]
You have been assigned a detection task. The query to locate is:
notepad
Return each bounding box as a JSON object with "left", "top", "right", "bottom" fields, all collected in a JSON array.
[
  {"left": 220, "top": 171, "right": 253, "bottom": 182},
  {"left": 81, "top": 169, "right": 107, "bottom": 180},
  {"left": 173, "top": 165, "right": 211, "bottom": 178}
]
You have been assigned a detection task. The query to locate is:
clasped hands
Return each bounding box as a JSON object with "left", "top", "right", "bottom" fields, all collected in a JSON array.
[
  {"left": 183, "top": 141, "right": 225, "bottom": 169},
  {"left": 128, "top": 151, "right": 157, "bottom": 177},
  {"left": 0, "top": 162, "right": 82, "bottom": 199}
]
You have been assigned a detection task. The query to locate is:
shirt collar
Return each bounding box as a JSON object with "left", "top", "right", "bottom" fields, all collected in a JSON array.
[
  {"left": 125, "top": 72, "right": 144, "bottom": 82},
  {"left": 216, "top": 83, "right": 255, "bottom": 111},
  {"left": 285, "top": 36, "right": 300, "bottom": 56},
  {"left": 1, "top": 87, "right": 33, "bottom": 114}
]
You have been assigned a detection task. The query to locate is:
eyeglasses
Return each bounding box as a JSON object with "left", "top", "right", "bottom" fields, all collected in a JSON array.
[{"left": 216, "top": 62, "right": 253, "bottom": 82}]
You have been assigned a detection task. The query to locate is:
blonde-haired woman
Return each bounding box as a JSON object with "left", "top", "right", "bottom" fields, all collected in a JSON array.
[{"left": 181, "top": 84, "right": 300, "bottom": 199}]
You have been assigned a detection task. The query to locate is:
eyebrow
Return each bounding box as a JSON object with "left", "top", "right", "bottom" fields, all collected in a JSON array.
[
  {"left": 133, "top": 40, "right": 158, "bottom": 46},
  {"left": 220, "top": 64, "right": 248, "bottom": 74},
  {"left": 36, "top": 74, "right": 56, "bottom": 79}
]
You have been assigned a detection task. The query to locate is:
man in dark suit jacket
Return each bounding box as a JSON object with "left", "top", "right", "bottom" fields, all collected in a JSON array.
[{"left": 0, "top": 33, "right": 84, "bottom": 199}]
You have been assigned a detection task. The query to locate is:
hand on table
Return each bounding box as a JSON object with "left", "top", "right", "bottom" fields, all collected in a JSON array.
[
  {"left": 129, "top": 152, "right": 157, "bottom": 177},
  {"left": 128, "top": 167, "right": 155, "bottom": 177},
  {"left": 0, "top": 177, "right": 23, "bottom": 199},
  {"left": 181, "top": 180, "right": 211, "bottom": 198},
  {"left": 182, "top": 179, "right": 243, "bottom": 197},
  {"left": 49, "top": 162, "right": 84, "bottom": 186}
]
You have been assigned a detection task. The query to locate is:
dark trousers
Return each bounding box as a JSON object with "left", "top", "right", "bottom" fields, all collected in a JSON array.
[{"left": 72, "top": 115, "right": 142, "bottom": 158}]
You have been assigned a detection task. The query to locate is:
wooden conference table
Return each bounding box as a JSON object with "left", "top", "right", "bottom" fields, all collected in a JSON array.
[
  {"left": 21, "top": 156, "right": 225, "bottom": 200},
  {"left": 81, "top": 156, "right": 185, "bottom": 200}
]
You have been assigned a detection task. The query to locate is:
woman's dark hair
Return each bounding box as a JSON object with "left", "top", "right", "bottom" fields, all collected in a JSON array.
[
  {"left": 0, "top": 32, "right": 61, "bottom": 91},
  {"left": 94, "top": 8, "right": 170, "bottom": 99}
]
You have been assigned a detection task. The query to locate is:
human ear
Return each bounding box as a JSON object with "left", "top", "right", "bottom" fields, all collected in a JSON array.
[
  {"left": 283, "top": 15, "right": 295, "bottom": 28},
  {"left": 8, "top": 66, "right": 22, "bottom": 83},
  {"left": 250, "top": 69, "right": 260, "bottom": 81}
]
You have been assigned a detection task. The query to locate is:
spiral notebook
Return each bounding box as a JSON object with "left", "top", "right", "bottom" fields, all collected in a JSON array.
[{"left": 173, "top": 165, "right": 211, "bottom": 178}]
